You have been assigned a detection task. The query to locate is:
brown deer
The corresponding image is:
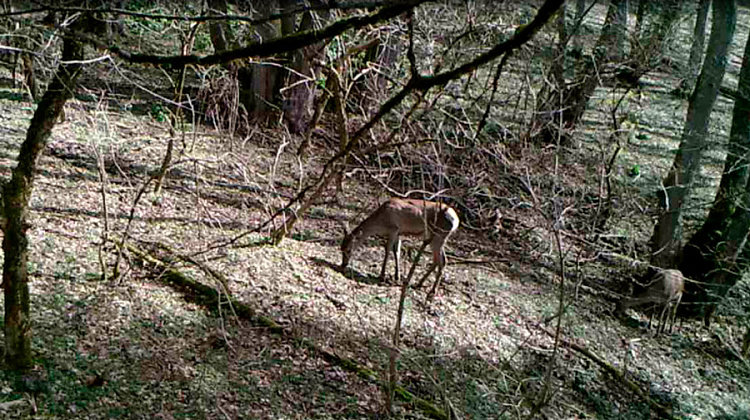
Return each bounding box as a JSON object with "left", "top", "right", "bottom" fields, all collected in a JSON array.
[
  {"left": 616, "top": 269, "right": 685, "bottom": 335},
  {"left": 340, "top": 198, "right": 460, "bottom": 299}
]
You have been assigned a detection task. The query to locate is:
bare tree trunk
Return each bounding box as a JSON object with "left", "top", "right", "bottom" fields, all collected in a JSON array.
[
  {"left": 688, "top": 0, "right": 711, "bottom": 83},
  {"left": 21, "top": 53, "right": 36, "bottom": 101},
  {"left": 635, "top": 0, "right": 681, "bottom": 71},
  {"left": 280, "top": 0, "right": 329, "bottom": 134},
  {"left": 552, "top": 1, "right": 566, "bottom": 87},
  {"left": 535, "top": 0, "right": 628, "bottom": 143},
  {"left": 106, "top": 0, "right": 126, "bottom": 43},
  {"left": 680, "top": 0, "right": 748, "bottom": 318},
  {"left": 271, "top": 67, "right": 349, "bottom": 243},
  {"left": 208, "top": 0, "right": 232, "bottom": 53},
  {"left": 650, "top": 0, "right": 736, "bottom": 269},
  {"left": 532, "top": 4, "right": 567, "bottom": 140},
  {"left": 633, "top": 0, "right": 648, "bottom": 41},
  {"left": 351, "top": 26, "right": 403, "bottom": 114},
  {"left": 239, "top": 0, "right": 282, "bottom": 124},
  {"left": 599, "top": 0, "right": 628, "bottom": 62},
  {"left": 571, "top": 0, "right": 587, "bottom": 56},
  {"left": 675, "top": 0, "right": 711, "bottom": 97},
  {"left": 2, "top": 14, "right": 89, "bottom": 370}
]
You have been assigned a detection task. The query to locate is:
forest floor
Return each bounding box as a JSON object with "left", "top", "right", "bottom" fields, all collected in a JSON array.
[
  {"left": 0, "top": 7, "right": 749, "bottom": 420},
  {"left": 0, "top": 78, "right": 747, "bottom": 419}
]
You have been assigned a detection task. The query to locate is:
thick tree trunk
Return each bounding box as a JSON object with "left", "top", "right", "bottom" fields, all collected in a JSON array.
[
  {"left": 675, "top": 0, "right": 711, "bottom": 97},
  {"left": 360, "top": 33, "right": 402, "bottom": 113},
  {"left": 535, "top": 0, "right": 627, "bottom": 143},
  {"left": 239, "top": 0, "right": 282, "bottom": 123},
  {"left": 680, "top": 3, "right": 750, "bottom": 316},
  {"left": 2, "top": 15, "right": 88, "bottom": 370},
  {"left": 633, "top": 0, "right": 648, "bottom": 41},
  {"left": 280, "top": 0, "right": 328, "bottom": 134},
  {"left": 208, "top": 0, "right": 233, "bottom": 53},
  {"left": 623, "top": 0, "right": 682, "bottom": 88},
  {"left": 650, "top": 0, "right": 736, "bottom": 269},
  {"left": 532, "top": 3, "right": 568, "bottom": 143},
  {"left": 571, "top": 0, "right": 587, "bottom": 57},
  {"left": 599, "top": 0, "right": 628, "bottom": 62}
]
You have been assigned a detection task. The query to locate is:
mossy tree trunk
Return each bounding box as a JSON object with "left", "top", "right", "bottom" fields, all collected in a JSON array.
[{"left": 2, "top": 15, "right": 89, "bottom": 370}]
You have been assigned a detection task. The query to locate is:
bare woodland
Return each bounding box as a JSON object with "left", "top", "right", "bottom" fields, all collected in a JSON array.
[{"left": 0, "top": 0, "right": 748, "bottom": 419}]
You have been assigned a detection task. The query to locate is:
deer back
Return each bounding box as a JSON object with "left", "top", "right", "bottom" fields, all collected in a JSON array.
[
  {"left": 340, "top": 198, "right": 459, "bottom": 263},
  {"left": 386, "top": 198, "right": 458, "bottom": 237},
  {"left": 617, "top": 269, "right": 685, "bottom": 312},
  {"left": 660, "top": 269, "right": 685, "bottom": 299},
  {"left": 348, "top": 199, "right": 456, "bottom": 237}
]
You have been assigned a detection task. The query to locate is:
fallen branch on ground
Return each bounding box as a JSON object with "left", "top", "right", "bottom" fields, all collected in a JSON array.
[
  {"left": 124, "top": 241, "right": 449, "bottom": 420},
  {"left": 535, "top": 325, "right": 678, "bottom": 420}
]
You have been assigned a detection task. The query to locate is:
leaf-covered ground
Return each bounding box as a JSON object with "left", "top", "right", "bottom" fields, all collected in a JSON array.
[{"left": 0, "top": 4, "right": 749, "bottom": 420}]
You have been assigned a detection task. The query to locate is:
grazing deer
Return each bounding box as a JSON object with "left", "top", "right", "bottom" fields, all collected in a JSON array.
[
  {"left": 340, "top": 198, "right": 460, "bottom": 299},
  {"left": 616, "top": 269, "right": 685, "bottom": 335}
]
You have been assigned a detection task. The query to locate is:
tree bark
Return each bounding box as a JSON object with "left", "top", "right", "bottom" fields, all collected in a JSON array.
[
  {"left": 571, "top": 0, "right": 587, "bottom": 57},
  {"left": 280, "top": 0, "right": 329, "bottom": 134},
  {"left": 680, "top": 2, "right": 749, "bottom": 316},
  {"left": 676, "top": 0, "right": 711, "bottom": 97},
  {"left": 239, "top": 0, "right": 282, "bottom": 123},
  {"left": 625, "top": 0, "right": 682, "bottom": 86},
  {"left": 2, "top": 15, "right": 89, "bottom": 370},
  {"left": 532, "top": 4, "right": 567, "bottom": 139},
  {"left": 633, "top": 0, "right": 648, "bottom": 41},
  {"left": 641, "top": 0, "right": 681, "bottom": 50},
  {"left": 208, "top": 0, "right": 233, "bottom": 53},
  {"left": 535, "top": 0, "right": 628, "bottom": 143},
  {"left": 599, "top": 0, "right": 628, "bottom": 62},
  {"left": 688, "top": 0, "right": 711, "bottom": 85},
  {"left": 21, "top": 53, "right": 36, "bottom": 101},
  {"left": 650, "top": 0, "right": 736, "bottom": 269}
]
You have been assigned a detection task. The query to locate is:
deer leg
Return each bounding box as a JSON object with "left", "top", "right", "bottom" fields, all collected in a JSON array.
[
  {"left": 416, "top": 263, "right": 438, "bottom": 290},
  {"left": 426, "top": 248, "right": 447, "bottom": 301},
  {"left": 646, "top": 305, "right": 655, "bottom": 331},
  {"left": 669, "top": 294, "right": 682, "bottom": 334},
  {"left": 380, "top": 233, "right": 398, "bottom": 281},
  {"left": 393, "top": 237, "right": 402, "bottom": 284},
  {"left": 656, "top": 302, "right": 670, "bottom": 336},
  {"left": 11, "top": 51, "right": 16, "bottom": 89},
  {"left": 413, "top": 239, "right": 432, "bottom": 288},
  {"left": 426, "top": 264, "right": 444, "bottom": 301}
]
